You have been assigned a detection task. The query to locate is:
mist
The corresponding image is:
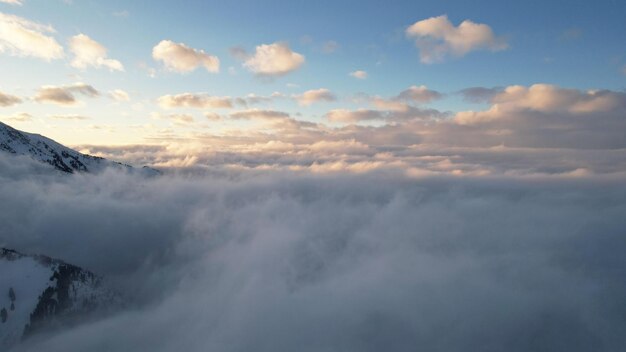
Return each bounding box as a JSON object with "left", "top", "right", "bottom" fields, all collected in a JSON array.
[{"left": 1, "top": 153, "right": 625, "bottom": 352}]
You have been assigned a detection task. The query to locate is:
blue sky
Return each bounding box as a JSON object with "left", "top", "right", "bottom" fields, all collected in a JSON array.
[{"left": 0, "top": 0, "right": 625, "bottom": 146}]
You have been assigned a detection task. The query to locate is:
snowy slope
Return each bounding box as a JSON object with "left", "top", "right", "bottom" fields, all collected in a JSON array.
[
  {"left": 0, "top": 248, "right": 118, "bottom": 349},
  {"left": 0, "top": 121, "right": 158, "bottom": 175}
]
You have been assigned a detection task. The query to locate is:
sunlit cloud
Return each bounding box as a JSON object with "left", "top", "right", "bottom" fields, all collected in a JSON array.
[
  {"left": 295, "top": 88, "right": 337, "bottom": 106},
  {"left": 455, "top": 84, "right": 626, "bottom": 125},
  {"left": 406, "top": 14, "right": 508, "bottom": 63},
  {"left": 349, "top": 70, "right": 368, "bottom": 79},
  {"left": 109, "top": 89, "right": 130, "bottom": 102},
  {"left": 243, "top": 42, "right": 304, "bottom": 76},
  {"left": 0, "top": 12, "right": 64, "bottom": 60},
  {"left": 0, "top": 111, "right": 32, "bottom": 122},
  {"left": 49, "top": 114, "right": 89, "bottom": 120},
  {"left": 157, "top": 93, "right": 232, "bottom": 109},
  {"left": 69, "top": 34, "right": 124, "bottom": 71},
  {"left": 0, "top": 90, "right": 21, "bottom": 106},
  {"left": 396, "top": 85, "right": 442, "bottom": 103},
  {"left": 229, "top": 109, "right": 290, "bottom": 121},
  {"left": 34, "top": 82, "right": 99, "bottom": 106},
  {"left": 0, "top": 0, "right": 23, "bottom": 5},
  {"left": 326, "top": 108, "right": 383, "bottom": 123},
  {"left": 152, "top": 40, "right": 219, "bottom": 73}
]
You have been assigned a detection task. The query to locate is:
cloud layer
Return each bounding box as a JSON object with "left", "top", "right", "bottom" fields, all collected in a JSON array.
[{"left": 0, "top": 160, "right": 625, "bottom": 352}]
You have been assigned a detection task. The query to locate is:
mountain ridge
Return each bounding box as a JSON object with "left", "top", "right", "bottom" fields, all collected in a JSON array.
[{"left": 0, "top": 121, "right": 158, "bottom": 175}]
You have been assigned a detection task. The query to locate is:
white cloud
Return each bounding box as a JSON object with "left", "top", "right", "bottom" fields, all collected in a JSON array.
[
  {"left": 349, "top": 70, "right": 368, "bottom": 79},
  {"left": 157, "top": 93, "right": 232, "bottom": 109},
  {"left": 243, "top": 42, "right": 304, "bottom": 76},
  {"left": 109, "top": 89, "right": 130, "bottom": 102},
  {"left": 295, "top": 88, "right": 336, "bottom": 106},
  {"left": 152, "top": 40, "right": 219, "bottom": 73},
  {"left": 34, "top": 82, "right": 99, "bottom": 106},
  {"left": 0, "top": 90, "right": 21, "bottom": 106},
  {"left": 406, "top": 14, "right": 508, "bottom": 63},
  {"left": 69, "top": 34, "right": 124, "bottom": 71},
  {"left": 0, "top": 12, "right": 64, "bottom": 60},
  {"left": 0, "top": 0, "right": 23, "bottom": 5}
]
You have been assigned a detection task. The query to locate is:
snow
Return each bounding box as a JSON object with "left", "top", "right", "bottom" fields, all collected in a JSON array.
[
  {"left": 0, "top": 249, "right": 118, "bottom": 350},
  {"left": 0, "top": 256, "right": 53, "bottom": 347}
]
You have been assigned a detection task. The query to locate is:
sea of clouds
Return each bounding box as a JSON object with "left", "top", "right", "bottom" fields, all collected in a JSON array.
[{"left": 1, "top": 152, "right": 626, "bottom": 351}]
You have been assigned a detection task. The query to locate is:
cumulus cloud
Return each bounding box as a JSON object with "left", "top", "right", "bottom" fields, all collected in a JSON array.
[
  {"left": 406, "top": 15, "right": 508, "bottom": 63},
  {"left": 0, "top": 12, "right": 64, "bottom": 60},
  {"left": 157, "top": 93, "right": 232, "bottom": 109},
  {"left": 152, "top": 40, "right": 219, "bottom": 73},
  {"left": 243, "top": 42, "right": 304, "bottom": 76},
  {"left": 455, "top": 84, "right": 626, "bottom": 125},
  {"left": 34, "top": 83, "right": 100, "bottom": 106},
  {"left": 349, "top": 70, "right": 367, "bottom": 79},
  {"left": 0, "top": 91, "right": 21, "bottom": 106},
  {"left": 69, "top": 34, "right": 124, "bottom": 71},
  {"left": 295, "top": 88, "right": 337, "bottom": 106},
  {"left": 0, "top": 160, "right": 625, "bottom": 352},
  {"left": 109, "top": 89, "right": 130, "bottom": 102}
]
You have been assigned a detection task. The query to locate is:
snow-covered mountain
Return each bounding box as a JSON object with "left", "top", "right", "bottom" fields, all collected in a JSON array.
[
  {"left": 0, "top": 121, "right": 158, "bottom": 175},
  {"left": 0, "top": 248, "right": 118, "bottom": 349}
]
